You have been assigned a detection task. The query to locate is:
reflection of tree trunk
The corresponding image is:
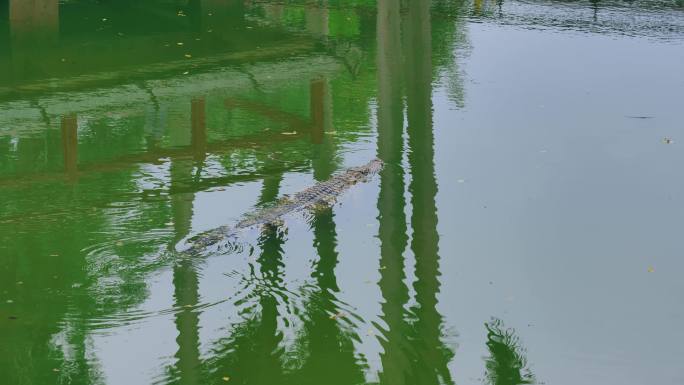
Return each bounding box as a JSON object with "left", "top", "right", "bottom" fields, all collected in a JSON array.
[
  {"left": 311, "top": 76, "right": 337, "bottom": 182},
  {"left": 292, "top": 143, "right": 366, "bottom": 385},
  {"left": 251, "top": 222, "right": 286, "bottom": 384},
  {"left": 171, "top": 98, "right": 202, "bottom": 384},
  {"left": 202, "top": 175, "right": 286, "bottom": 384},
  {"left": 191, "top": 97, "right": 207, "bottom": 164},
  {"left": 404, "top": 0, "right": 454, "bottom": 384},
  {"left": 171, "top": 177, "right": 201, "bottom": 385},
  {"left": 247, "top": 174, "right": 286, "bottom": 383},
  {"left": 376, "top": 0, "right": 411, "bottom": 382},
  {"left": 61, "top": 114, "right": 78, "bottom": 178},
  {"left": 173, "top": 260, "right": 202, "bottom": 385},
  {"left": 310, "top": 78, "right": 332, "bottom": 145}
]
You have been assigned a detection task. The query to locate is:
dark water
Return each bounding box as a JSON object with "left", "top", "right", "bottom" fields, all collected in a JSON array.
[{"left": 1, "top": 0, "right": 683, "bottom": 384}]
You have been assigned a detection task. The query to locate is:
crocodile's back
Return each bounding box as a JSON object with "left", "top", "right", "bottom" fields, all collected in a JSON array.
[{"left": 179, "top": 158, "right": 383, "bottom": 255}]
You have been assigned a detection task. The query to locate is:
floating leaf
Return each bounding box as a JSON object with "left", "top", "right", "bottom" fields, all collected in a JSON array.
[{"left": 329, "top": 311, "right": 347, "bottom": 320}]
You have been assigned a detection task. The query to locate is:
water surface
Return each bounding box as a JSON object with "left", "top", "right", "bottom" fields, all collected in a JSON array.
[{"left": 1, "top": 0, "right": 684, "bottom": 384}]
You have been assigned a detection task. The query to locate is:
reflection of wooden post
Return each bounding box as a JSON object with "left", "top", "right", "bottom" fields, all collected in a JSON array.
[
  {"left": 9, "top": 0, "right": 59, "bottom": 42},
  {"left": 9, "top": 0, "right": 59, "bottom": 81},
  {"left": 310, "top": 78, "right": 331, "bottom": 144},
  {"left": 263, "top": 3, "right": 285, "bottom": 24},
  {"left": 61, "top": 114, "right": 78, "bottom": 176},
  {"left": 305, "top": 2, "right": 329, "bottom": 38},
  {"left": 191, "top": 97, "right": 206, "bottom": 161}
]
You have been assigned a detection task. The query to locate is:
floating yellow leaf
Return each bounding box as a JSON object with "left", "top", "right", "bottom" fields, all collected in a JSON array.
[
  {"left": 184, "top": 54, "right": 192, "bottom": 58},
  {"left": 222, "top": 376, "right": 230, "bottom": 382},
  {"left": 648, "top": 266, "right": 655, "bottom": 273}
]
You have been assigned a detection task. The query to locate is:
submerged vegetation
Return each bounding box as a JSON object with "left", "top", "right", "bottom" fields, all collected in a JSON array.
[{"left": 484, "top": 318, "right": 535, "bottom": 385}]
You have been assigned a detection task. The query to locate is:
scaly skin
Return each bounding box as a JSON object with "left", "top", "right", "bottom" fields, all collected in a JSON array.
[{"left": 178, "top": 158, "right": 383, "bottom": 255}]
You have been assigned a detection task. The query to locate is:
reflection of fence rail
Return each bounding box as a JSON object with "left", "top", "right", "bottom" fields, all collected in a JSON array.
[
  {"left": 0, "top": 54, "right": 342, "bottom": 136},
  {"left": 0, "top": 39, "right": 318, "bottom": 98},
  {"left": 0, "top": 124, "right": 312, "bottom": 190}
]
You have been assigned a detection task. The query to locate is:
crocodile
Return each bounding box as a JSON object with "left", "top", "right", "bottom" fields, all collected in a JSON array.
[{"left": 176, "top": 158, "right": 383, "bottom": 255}]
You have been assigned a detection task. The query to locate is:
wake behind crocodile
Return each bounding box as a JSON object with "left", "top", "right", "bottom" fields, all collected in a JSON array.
[{"left": 175, "top": 158, "right": 383, "bottom": 256}]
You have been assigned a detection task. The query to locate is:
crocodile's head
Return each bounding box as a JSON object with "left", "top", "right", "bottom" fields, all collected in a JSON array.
[
  {"left": 344, "top": 158, "right": 383, "bottom": 183},
  {"left": 365, "top": 158, "right": 384, "bottom": 175}
]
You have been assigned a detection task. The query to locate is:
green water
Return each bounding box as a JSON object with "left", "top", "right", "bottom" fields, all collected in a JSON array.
[{"left": 1, "top": 0, "right": 684, "bottom": 384}]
